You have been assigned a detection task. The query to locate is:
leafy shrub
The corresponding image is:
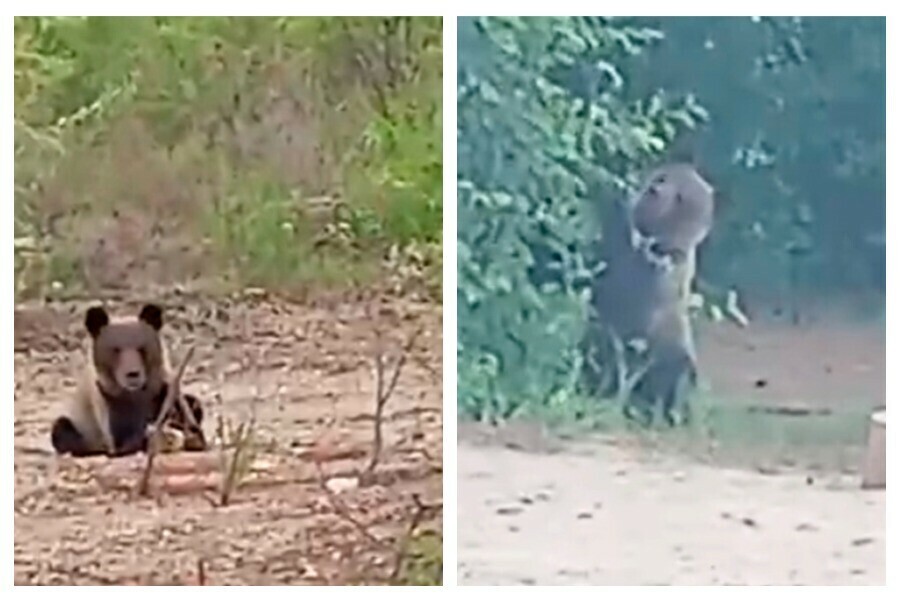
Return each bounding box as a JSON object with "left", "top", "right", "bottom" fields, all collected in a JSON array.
[
  {"left": 458, "top": 16, "right": 884, "bottom": 422},
  {"left": 457, "top": 17, "right": 705, "bottom": 420}
]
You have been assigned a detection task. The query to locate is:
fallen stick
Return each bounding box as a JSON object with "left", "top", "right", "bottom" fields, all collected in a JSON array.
[{"left": 136, "top": 345, "right": 196, "bottom": 497}]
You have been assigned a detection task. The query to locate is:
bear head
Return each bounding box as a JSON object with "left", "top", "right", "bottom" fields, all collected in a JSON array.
[
  {"left": 85, "top": 303, "right": 167, "bottom": 398},
  {"left": 629, "top": 163, "right": 715, "bottom": 256}
]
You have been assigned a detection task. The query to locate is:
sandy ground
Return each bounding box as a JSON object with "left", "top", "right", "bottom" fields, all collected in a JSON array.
[
  {"left": 458, "top": 318, "right": 885, "bottom": 585},
  {"left": 14, "top": 290, "right": 442, "bottom": 585}
]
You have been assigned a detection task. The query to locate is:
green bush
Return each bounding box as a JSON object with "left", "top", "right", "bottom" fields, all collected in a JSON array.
[
  {"left": 457, "top": 17, "right": 705, "bottom": 420},
  {"left": 628, "top": 17, "right": 885, "bottom": 296},
  {"left": 457, "top": 16, "right": 884, "bottom": 422}
]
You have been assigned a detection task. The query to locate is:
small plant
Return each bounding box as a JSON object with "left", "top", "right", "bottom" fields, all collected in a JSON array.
[
  {"left": 388, "top": 493, "right": 441, "bottom": 585},
  {"left": 363, "top": 315, "right": 422, "bottom": 481},
  {"left": 214, "top": 413, "right": 258, "bottom": 507},
  {"left": 206, "top": 177, "right": 305, "bottom": 284},
  {"left": 392, "top": 529, "right": 442, "bottom": 585}
]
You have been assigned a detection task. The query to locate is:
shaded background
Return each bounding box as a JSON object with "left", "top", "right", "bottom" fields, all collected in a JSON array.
[{"left": 457, "top": 16, "right": 885, "bottom": 422}]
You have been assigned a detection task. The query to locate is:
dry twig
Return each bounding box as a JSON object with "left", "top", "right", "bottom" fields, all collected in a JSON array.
[
  {"left": 313, "top": 431, "right": 441, "bottom": 584},
  {"left": 314, "top": 460, "right": 381, "bottom": 546},
  {"left": 364, "top": 325, "right": 422, "bottom": 478},
  {"left": 136, "top": 345, "right": 196, "bottom": 496}
]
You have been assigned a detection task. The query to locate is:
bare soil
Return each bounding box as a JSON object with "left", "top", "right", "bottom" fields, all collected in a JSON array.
[
  {"left": 458, "top": 316, "right": 885, "bottom": 585},
  {"left": 14, "top": 290, "right": 442, "bottom": 585},
  {"left": 696, "top": 317, "right": 884, "bottom": 411}
]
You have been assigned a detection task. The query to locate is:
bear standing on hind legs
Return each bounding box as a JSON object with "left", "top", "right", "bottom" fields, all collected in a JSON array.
[
  {"left": 587, "top": 163, "right": 715, "bottom": 426},
  {"left": 50, "top": 303, "right": 207, "bottom": 457}
]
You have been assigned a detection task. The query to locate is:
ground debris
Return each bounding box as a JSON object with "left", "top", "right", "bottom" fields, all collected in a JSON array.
[{"left": 14, "top": 294, "right": 442, "bottom": 585}]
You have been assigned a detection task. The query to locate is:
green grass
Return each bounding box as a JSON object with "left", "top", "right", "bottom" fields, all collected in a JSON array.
[
  {"left": 493, "top": 388, "right": 873, "bottom": 473},
  {"left": 203, "top": 176, "right": 378, "bottom": 290},
  {"left": 14, "top": 17, "right": 442, "bottom": 300},
  {"left": 666, "top": 393, "right": 872, "bottom": 471},
  {"left": 394, "top": 530, "right": 442, "bottom": 586}
]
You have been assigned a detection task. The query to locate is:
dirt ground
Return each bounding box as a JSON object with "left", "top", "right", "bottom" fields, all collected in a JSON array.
[
  {"left": 14, "top": 290, "right": 442, "bottom": 585},
  {"left": 458, "top": 316, "right": 886, "bottom": 585}
]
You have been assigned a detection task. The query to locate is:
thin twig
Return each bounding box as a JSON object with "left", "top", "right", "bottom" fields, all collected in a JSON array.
[
  {"left": 314, "top": 460, "right": 382, "bottom": 546},
  {"left": 197, "top": 557, "right": 207, "bottom": 586},
  {"left": 364, "top": 326, "right": 423, "bottom": 477},
  {"left": 136, "top": 345, "right": 196, "bottom": 497},
  {"left": 153, "top": 346, "right": 197, "bottom": 432}
]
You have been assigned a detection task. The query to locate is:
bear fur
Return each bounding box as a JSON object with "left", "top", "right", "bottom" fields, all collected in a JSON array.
[
  {"left": 50, "top": 303, "right": 207, "bottom": 457},
  {"left": 586, "top": 163, "right": 714, "bottom": 426}
]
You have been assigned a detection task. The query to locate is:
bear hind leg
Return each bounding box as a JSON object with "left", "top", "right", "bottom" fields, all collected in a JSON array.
[{"left": 51, "top": 417, "right": 102, "bottom": 457}]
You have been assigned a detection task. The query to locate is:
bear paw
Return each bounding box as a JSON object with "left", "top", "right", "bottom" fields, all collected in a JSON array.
[{"left": 147, "top": 425, "right": 185, "bottom": 454}]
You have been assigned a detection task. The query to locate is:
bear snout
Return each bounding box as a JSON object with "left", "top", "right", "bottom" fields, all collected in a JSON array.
[{"left": 119, "top": 368, "right": 147, "bottom": 391}]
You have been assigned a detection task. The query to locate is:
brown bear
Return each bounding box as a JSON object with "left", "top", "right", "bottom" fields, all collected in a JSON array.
[
  {"left": 50, "top": 303, "right": 207, "bottom": 457},
  {"left": 586, "top": 163, "right": 714, "bottom": 426}
]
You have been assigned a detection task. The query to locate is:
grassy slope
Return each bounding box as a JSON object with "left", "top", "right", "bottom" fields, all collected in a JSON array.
[{"left": 14, "top": 17, "right": 442, "bottom": 301}]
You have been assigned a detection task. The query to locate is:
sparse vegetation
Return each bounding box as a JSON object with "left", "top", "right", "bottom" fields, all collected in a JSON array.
[
  {"left": 14, "top": 17, "right": 442, "bottom": 586},
  {"left": 213, "top": 414, "right": 259, "bottom": 507},
  {"left": 393, "top": 529, "right": 442, "bottom": 585},
  {"left": 14, "top": 16, "right": 442, "bottom": 300},
  {"left": 364, "top": 317, "right": 423, "bottom": 480}
]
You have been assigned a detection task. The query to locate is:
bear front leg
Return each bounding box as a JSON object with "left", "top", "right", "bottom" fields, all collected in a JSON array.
[
  {"left": 177, "top": 393, "right": 207, "bottom": 451},
  {"left": 149, "top": 386, "right": 207, "bottom": 452}
]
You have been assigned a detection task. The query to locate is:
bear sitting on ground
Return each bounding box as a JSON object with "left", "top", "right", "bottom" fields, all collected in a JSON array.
[{"left": 50, "top": 303, "right": 207, "bottom": 457}]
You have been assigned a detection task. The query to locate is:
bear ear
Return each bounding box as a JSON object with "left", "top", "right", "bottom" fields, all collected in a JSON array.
[
  {"left": 85, "top": 306, "right": 110, "bottom": 338},
  {"left": 138, "top": 303, "right": 164, "bottom": 331}
]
